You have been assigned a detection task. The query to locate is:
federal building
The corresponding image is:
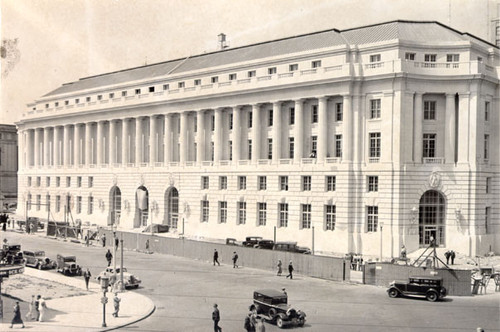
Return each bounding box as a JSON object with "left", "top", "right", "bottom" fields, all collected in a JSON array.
[{"left": 17, "top": 21, "right": 499, "bottom": 258}]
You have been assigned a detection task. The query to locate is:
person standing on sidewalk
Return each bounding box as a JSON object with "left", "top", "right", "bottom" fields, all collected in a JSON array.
[
  {"left": 213, "top": 249, "right": 220, "bottom": 266},
  {"left": 232, "top": 251, "right": 239, "bottom": 268},
  {"left": 25, "top": 295, "right": 35, "bottom": 320},
  {"left": 101, "top": 233, "right": 106, "bottom": 247},
  {"left": 212, "top": 303, "right": 222, "bottom": 332},
  {"left": 34, "top": 295, "right": 41, "bottom": 321},
  {"left": 10, "top": 301, "right": 25, "bottom": 329},
  {"left": 112, "top": 293, "right": 121, "bottom": 317},
  {"left": 106, "top": 249, "right": 113, "bottom": 267},
  {"left": 276, "top": 259, "right": 282, "bottom": 276},
  {"left": 286, "top": 260, "right": 294, "bottom": 279},
  {"left": 83, "top": 268, "right": 92, "bottom": 290},
  {"left": 38, "top": 296, "right": 47, "bottom": 322}
]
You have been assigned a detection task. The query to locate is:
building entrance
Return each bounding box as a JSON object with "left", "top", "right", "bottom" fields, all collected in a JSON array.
[
  {"left": 164, "top": 187, "right": 179, "bottom": 229},
  {"left": 418, "top": 190, "right": 446, "bottom": 247}
]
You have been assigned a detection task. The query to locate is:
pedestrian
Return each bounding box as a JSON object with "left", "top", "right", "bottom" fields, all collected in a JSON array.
[
  {"left": 232, "top": 251, "right": 238, "bottom": 268},
  {"left": 112, "top": 293, "right": 121, "bottom": 317},
  {"left": 102, "top": 234, "right": 106, "bottom": 247},
  {"left": 10, "top": 301, "right": 25, "bottom": 329},
  {"left": 38, "top": 296, "right": 47, "bottom": 322},
  {"left": 145, "top": 239, "right": 150, "bottom": 252},
  {"left": 244, "top": 312, "right": 255, "bottom": 332},
  {"left": 213, "top": 249, "right": 220, "bottom": 266},
  {"left": 25, "top": 295, "right": 35, "bottom": 320},
  {"left": 282, "top": 288, "right": 287, "bottom": 296},
  {"left": 255, "top": 316, "right": 266, "bottom": 332},
  {"left": 276, "top": 259, "right": 282, "bottom": 276},
  {"left": 34, "top": 295, "right": 41, "bottom": 321},
  {"left": 212, "top": 303, "right": 222, "bottom": 332},
  {"left": 115, "top": 237, "right": 119, "bottom": 250},
  {"left": 83, "top": 268, "right": 92, "bottom": 291},
  {"left": 450, "top": 250, "right": 456, "bottom": 265},
  {"left": 85, "top": 234, "right": 89, "bottom": 247},
  {"left": 106, "top": 249, "right": 113, "bottom": 267},
  {"left": 286, "top": 260, "right": 294, "bottom": 279},
  {"left": 444, "top": 251, "right": 451, "bottom": 264},
  {"left": 400, "top": 245, "right": 407, "bottom": 259}
]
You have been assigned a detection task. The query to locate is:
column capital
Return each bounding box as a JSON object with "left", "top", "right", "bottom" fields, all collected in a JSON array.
[
  {"left": 414, "top": 91, "right": 424, "bottom": 97},
  {"left": 316, "top": 95, "right": 329, "bottom": 101},
  {"left": 271, "top": 100, "right": 282, "bottom": 107},
  {"left": 458, "top": 92, "right": 471, "bottom": 97},
  {"left": 445, "top": 93, "right": 456, "bottom": 99}
]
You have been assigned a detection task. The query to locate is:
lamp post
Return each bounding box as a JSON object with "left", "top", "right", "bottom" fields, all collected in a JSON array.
[
  {"left": 379, "top": 221, "right": 384, "bottom": 262},
  {"left": 120, "top": 233, "right": 124, "bottom": 291},
  {"left": 100, "top": 275, "right": 110, "bottom": 327}
]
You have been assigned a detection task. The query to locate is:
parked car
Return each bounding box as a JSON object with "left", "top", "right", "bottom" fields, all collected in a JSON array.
[
  {"left": 23, "top": 250, "right": 56, "bottom": 269},
  {"left": 242, "top": 236, "right": 263, "bottom": 247},
  {"left": 387, "top": 276, "right": 447, "bottom": 302},
  {"left": 273, "top": 241, "right": 311, "bottom": 254},
  {"left": 226, "top": 238, "right": 240, "bottom": 246},
  {"left": 56, "top": 254, "right": 82, "bottom": 276},
  {"left": 254, "top": 239, "right": 274, "bottom": 250},
  {"left": 96, "top": 267, "right": 141, "bottom": 289},
  {"left": 250, "top": 289, "right": 306, "bottom": 328},
  {"left": 0, "top": 244, "right": 24, "bottom": 265}
]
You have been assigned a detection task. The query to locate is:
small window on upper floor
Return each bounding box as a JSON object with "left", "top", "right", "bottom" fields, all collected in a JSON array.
[
  {"left": 229, "top": 73, "right": 237, "bottom": 81},
  {"left": 55, "top": 102, "right": 59, "bottom": 107},
  {"left": 109, "top": 93, "right": 114, "bottom": 99},
  {"left": 370, "top": 54, "right": 381, "bottom": 62},
  {"left": 178, "top": 82, "right": 185, "bottom": 88},
  {"left": 370, "top": 99, "right": 381, "bottom": 119},
  {"left": 135, "top": 88, "right": 141, "bottom": 95},
  {"left": 289, "top": 107, "right": 295, "bottom": 125},
  {"left": 268, "top": 67, "right": 277, "bottom": 75},
  {"left": 289, "top": 64, "right": 298, "bottom": 72},
  {"left": 75, "top": 98, "right": 80, "bottom": 104},
  {"left": 211, "top": 76, "right": 218, "bottom": 83},
  {"left": 484, "top": 101, "right": 490, "bottom": 122},
  {"left": 45, "top": 104, "right": 49, "bottom": 109},
  {"left": 194, "top": 79, "right": 201, "bottom": 86},
  {"left": 97, "top": 95, "right": 103, "bottom": 100},
  {"left": 122, "top": 91, "right": 127, "bottom": 97},
  {"left": 424, "top": 54, "right": 437, "bottom": 67},
  {"left": 424, "top": 101, "right": 436, "bottom": 120},
  {"left": 446, "top": 54, "right": 459, "bottom": 62},
  {"left": 163, "top": 84, "right": 169, "bottom": 91},
  {"left": 335, "top": 103, "right": 343, "bottom": 121},
  {"left": 248, "top": 70, "right": 256, "bottom": 78},
  {"left": 86, "top": 97, "right": 91, "bottom": 102},
  {"left": 312, "top": 60, "right": 322, "bottom": 68},
  {"left": 405, "top": 52, "right": 415, "bottom": 61},
  {"left": 149, "top": 86, "right": 155, "bottom": 92},
  {"left": 311, "top": 105, "right": 318, "bottom": 123},
  {"left": 486, "top": 177, "right": 492, "bottom": 194},
  {"left": 268, "top": 109, "right": 273, "bottom": 126},
  {"left": 65, "top": 100, "right": 69, "bottom": 106}
]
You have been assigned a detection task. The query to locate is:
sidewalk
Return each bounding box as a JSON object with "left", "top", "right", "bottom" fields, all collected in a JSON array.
[{"left": 1, "top": 262, "right": 155, "bottom": 331}]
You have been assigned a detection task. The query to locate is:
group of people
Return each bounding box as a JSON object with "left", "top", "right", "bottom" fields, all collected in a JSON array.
[
  {"left": 277, "top": 259, "right": 294, "bottom": 279},
  {"left": 1, "top": 212, "right": 10, "bottom": 231},
  {"left": 213, "top": 249, "right": 240, "bottom": 269},
  {"left": 444, "top": 250, "right": 456, "bottom": 265},
  {"left": 10, "top": 294, "right": 47, "bottom": 329},
  {"left": 212, "top": 303, "right": 267, "bottom": 332}
]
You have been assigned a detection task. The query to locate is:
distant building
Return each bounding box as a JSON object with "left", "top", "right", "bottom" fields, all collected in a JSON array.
[
  {"left": 16, "top": 21, "right": 499, "bottom": 258},
  {"left": 0, "top": 124, "right": 18, "bottom": 210}
]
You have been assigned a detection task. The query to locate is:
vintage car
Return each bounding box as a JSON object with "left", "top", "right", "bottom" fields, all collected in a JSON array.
[
  {"left": 250, "top": 289, "right": 306, "bottom": 328},
  {"left": 225, "top": 238, "right": 240, "bottom": 246},
  {"left": 254, "top": 239, "right": 275, "bottom": 250},
  {"left": 273, "top": 241, "right": 311, "bottom": 254},
  {"left": 23, "top": 250, "right": 56, "bottom": 269},
  {"left": 242, "top": 236, "right": 263, "bottom": 247},
  {"left": 0, "top": 244, "right": 24, "bottom": 265},
  {"left": 56, "top": 254, "right": 82, "bottom": 276},
  {"left": 387, "top": 276, "right": 447, "bottom": 302},
  {"left": 96, "top": 267, "right": 141, "bottom": 289}
]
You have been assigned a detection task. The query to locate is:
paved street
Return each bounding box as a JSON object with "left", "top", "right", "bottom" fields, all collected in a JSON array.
[{"left": 2, "top": 231, "right": 499, "bottom": 332}]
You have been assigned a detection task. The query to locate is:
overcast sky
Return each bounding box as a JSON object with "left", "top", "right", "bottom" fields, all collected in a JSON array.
[{"left": 1, "top": 0, "right": 498, "bottom": 125}]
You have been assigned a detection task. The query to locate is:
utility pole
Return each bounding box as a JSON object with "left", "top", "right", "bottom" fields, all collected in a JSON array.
[{"left": 120, "top": 233, "right": 124, "bottom": 291}]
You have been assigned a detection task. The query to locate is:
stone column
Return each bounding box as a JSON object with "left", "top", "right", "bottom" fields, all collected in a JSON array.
[
  {"left": 317, "top": 96, "right": 328, "bottom": 162},
  {"left": 164, "top": 115, "right": 171, "bottom": 163},
  {"left": 122, "top": 119, "right": 130, "bottom": 165},
  {"left": 343, "top": 94, "right": 353, "bottom": 162},
  {"left": 353, "top": 94, "right": 365, "bottom": 163},
  {"left": 43, "top": 127, "right": 50, "bottom": 166},
  {"left": 33, "top": 128, "right": 40, "bottom": 167},
  {"left": 63, "top": 125, "right": 71, "bottom": 166},
  {"left": 53, "top": 126, "right": 60, "bottom": 166},
  {"left": 445, "top": 93, "right": 456, "bottom": 164},
  {"left": 457, "top": 92, "right": 472, "bottom": 164},
  {"left": 196, "top": 111, "right": 205, "bottom": 163},
  {"left": 232, "top": 106, "right": 241, "bottom": 162},
  {"left": 135, "top": 117, "right": 143, "bottom": 165},
  {"left": 272, "top": 101, "right": 282, "bottom": 163},
  {"left": 96, "top": 121, "right": 103, "bottom": 165},
  {"left": 109, "top": 120, "right": 117, "bottom": 165},
  {"left": 251, "top": 104, "right": 261, "bottom": 163},
  {"left": 27, "top": 129, "right": 34, "bottom": 167},
  {"left": 413, "top": 93, "right": 423, "bottom": 163},
  {"left": 74, "top": 124, "right": 81, "bottom": 166},
  {"left": 294, "top": 99, "right": 304, "bottom": 163},
  {"left": 85, "top": 123, "right": 92, "bottom": 165},
  {"left": 179, "top": 112, "right": 188, "bottom": 164},
  {"left": 214, "top": 108, "right": 223, "bottom": 162}
]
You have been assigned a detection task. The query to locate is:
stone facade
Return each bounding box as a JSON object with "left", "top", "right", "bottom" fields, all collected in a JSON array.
[{"left": 0, "top": 124, "right": 18, "bottom": 210}]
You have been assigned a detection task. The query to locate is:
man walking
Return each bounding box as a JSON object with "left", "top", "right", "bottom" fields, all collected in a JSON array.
[
  {"left": 232, "top": 251, "right": 238, "bottom": 268},
  {"left": 213, "top": 249, "right": 220, "bottom": 266},
  {"left": 83, "top": 268, "right": 92, "bottom": 291},
  {"left": 106, "top": 249, "right": 113, "bottom": 267},
  {"left": 112, "top": 293, "right": 121, "bottom": 317},
  {"left": 286, "top": 260, "right": 294, "bottom": 279},
  {"left": 101, "top": 234, "right": 106, "bottom": 247},
  {"left": 212, "top": 303, "right": 222, "bottom": 332},
  {"left": 444, "top": 251, "right": 451, "bottom": 264},
  {"left": 450, "top": 250, "right": 456, "bottom": 265}
]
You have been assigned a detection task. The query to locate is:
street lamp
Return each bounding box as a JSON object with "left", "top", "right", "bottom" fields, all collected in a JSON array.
[{"left": 100, "top": 275, "right": 110, "bottom": 327}]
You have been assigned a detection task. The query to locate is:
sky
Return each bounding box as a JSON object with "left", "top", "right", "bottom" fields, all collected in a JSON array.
[{"left": 0, "top": 0, "right": 498, "bottom": 125}]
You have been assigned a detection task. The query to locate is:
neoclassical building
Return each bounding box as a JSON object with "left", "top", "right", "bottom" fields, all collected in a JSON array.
[
  {"left": 17, "top": 21, "right": 499, "bottom": 258},
  {"left": 0, "top": 124, "right": 18, "bottom": 209}
]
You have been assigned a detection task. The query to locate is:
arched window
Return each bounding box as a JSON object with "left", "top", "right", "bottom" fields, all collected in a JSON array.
[
  {"left": 419, "top": 190, "right": 446, "bottom": 246},
  {"left": 109, "top": 186, "right": 121, "bottom": 225},
  {"left": 166, "top": 187, "right": 179, "bottom": 229}
]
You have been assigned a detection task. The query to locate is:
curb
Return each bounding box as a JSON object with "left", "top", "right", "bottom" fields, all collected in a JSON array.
[{"left": 102, "top": 302, "right": 156, "bottom": 332}]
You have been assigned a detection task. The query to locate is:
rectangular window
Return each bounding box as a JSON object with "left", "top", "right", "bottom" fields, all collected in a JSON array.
[
  {"left": 268, "top": 109, "right": 273, "bottom": 126},
  {"left": 56, "top": 176, "right": 60, "bottom": 187},
  {"left": 36, "top": 177, "right": 41, "bottom": 187},
  {"left": 46, "top": 177, "right": 50, "bottom": 187},
  {"left": 55, "top": 102, "right": 59, "bottom": 107},
  {"left": 76, "top": 196, "right": 82, "bottom": 214},
  {"left": 311, "top": 105, "right": 318, "bottom": 123},
  {"left": 485, "top": 207, "right": 491, "bottom": 234},
  {"left": 178, "top": 82, "right": 185, "bottom": 88},
  {"left": 279, "top": 176, "right": 289, "bottom": 191},
  {"left": 325, "top": 205, "right": 336, "bottom": 230},
  {"left": 423, "top": 134, "right": 436, "bottom": 158},
  {"left": 135, "top": 89, "right": 141, "bottom": 95},
  {"left": 27, "top": 177, "right": 32, "bottom": 187},
  {"left": 335, "top": 135, "right": 342, "bottom": 158},
  {"left": 163, "top": 84, "right": 169, "bottom": 91},
  {"left": 485, "top": 101, "right": 490, "bottom": 121},
  {"left": 229, "top": 73, "right": 237, "bottom": 81},
  {"left": 77, "top": 176, "right": 82, "bottom": 187},
  {"left": 27, "top": 194, "right": 32, "bottom": 210},
  {"left": 248, "top": 70, "right": 256, "bottom": 78},
  {"left": 288, "top": 137, "right": 294, "bottom": 159},
  {"left": 88, "top": 196, "right": 93, "bottom": 215},
  {"left": 122, "top": 91, "right": 127, "bottom": 97},
  {"left": 258, "top": 202, "right": 267, "bottom": 226},
  {"left": 65, "top": 100, "right": 69, "bottom": 105},
  {"left": 248, "top": 140, "right": 252, "bottom": 160},
  {"left": 424, "top": 54, "right": 437, "bottom": 67},
  {"left": 369, "top": 133, "right": 381, "bottom": 158},
  {"left": 335, "top": 103, "right": 343, "bottom": 121},
  {"left": 484, "top": 135, "right": 490, "bottom": 160},
  {"left": 194, "top": 79, "right": 201, "bottom": 86},
  {"left": 424, "top": 101, "right": 436, "bottom": 120},
  {"left": 219, "top": 201, "right": 227, "bottom": 223},
  {"left": 219, "top": 176, "right": 227, "bottom": 190},
  {"left": 75, "top": 98, "right": 80, "bottom": 104},
  {"left": 367, "top": 206, "right": 379, "bottom": 232},
  {"left": 289, "top": 107, "right": 295, "bottom": 125},
  {"left": 229, "top": 113, "right": 233, "bottom": 130},
  {"left": 238, "top": 176, "right": 247, "bottom": 190},
  {"left": 211, "top": 76, "right": 218, "bottom": 83},
  {"left": 302, "top": 176, "right": 312, "bottom": 191},
  {"left": 312, "top": 60, "right": 322, "bottom": 68},
  {"left": 370, "top": 54, "right": 381, "bottom": 62},
  {"left": 238, "top": 202, "right": 247, "bottom": 225},
  {"left": 486, "top": 177, "right": 492, "bottom": 194},
  {"left": 45, "top": 103, "right": 49, "bottom": 108},
  {"left": 66, "top": 176, "right": 71, "bottom": 187},
  {"left": 258, "top": 176, "right": 267, "bottom": 190},
  {"left": 109, "top": 93, "right": 114, "bottom": 99},
  {"left": 267, "top": 138, "right": 273, "bottom": 159},
  {"left": 405, "top": 52, "right": 415, "bottom": 61},
  {"left": 289, "top": 64, "right": 298, "bottom": 72},
  {"left": 301, "top": 204, "right": 312, "bottom": 229},
  {"left": 88, "top": 176, "right": 93, "bottom": 188},
  {"left": 194, "top": 116, "right": 197, "bottom": 132},
  {"left": 268, "top": 67, "right": 277, "bottom": 75},
  {"left": 368, "top": 176, "right": 379, "bottom": 192},
  {"left": 446, "top": 54, "right": 459, "bottom": 62},
  {"left": 201, "top": 200, "right": 209, "bottom": 222},
  {"left": 211, "top": 115, "right": 215, "bottom": 131},
  {"left": 279, "top": 203, "right": 288, "bottom": 227},
  {"left": 326, "top": 176, "right": 336, "bottom": 191},
  {"left": 202, "top": 176, "right": 209, "bottom": 190},
  {"left": 311, "top": 136, "right": 317, "bottom": 154},
  {"left": 36, "top": 195, "right": 41, "bottom": 211},
  {"left": 55, "top": 195, "right": 61, "bottom": 212},
  {"left": 97, "top": 95, "right": 102, "bottom": 101},
  {"left": 45, "top": 194, "right": 50, "bottom": 212},
  {"left": 229, "top": 141, "right": 232, "bottom": 161},
  {"left": 370, "top": 99, "right": 381, "bottom": 119},
  {"left": 248, "top": 111, "right": 253, "bottom": 128}
]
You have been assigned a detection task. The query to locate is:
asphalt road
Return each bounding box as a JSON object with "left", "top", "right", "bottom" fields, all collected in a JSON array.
[{"left": 2, "top": 230, "right": 499, "bottom": 332}]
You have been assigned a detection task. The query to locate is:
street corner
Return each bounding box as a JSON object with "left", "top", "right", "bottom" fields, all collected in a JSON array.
[{"left": 101, "top": 290, "right": 156, "bottom": 331}]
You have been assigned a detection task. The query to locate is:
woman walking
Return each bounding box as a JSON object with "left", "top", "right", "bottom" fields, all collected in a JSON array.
[
  {"left": 25, "top": 295, "right": 35, "bottom": 320},
  {"left": 276, "top": 259, "right": 282, "bottom": 276},
  {"left": 10, "top": 301, "right": 25, "bottom": 329}
]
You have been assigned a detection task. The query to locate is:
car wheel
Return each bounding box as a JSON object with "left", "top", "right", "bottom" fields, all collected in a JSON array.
[
  {"left": 388, "top": 288, "right": 399, "bottom": 298},
  {"left": 426, "top": 291, "right": 438, "bottom": 302},
  {"left": 276, "top": 317, "right": 284, "bottom": 328},
  {"left": 298, "top": 317, "right": 305, "bottom": 327},
  {"left": 268, "top": 308, "right": 277, "bottom": 320}
]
